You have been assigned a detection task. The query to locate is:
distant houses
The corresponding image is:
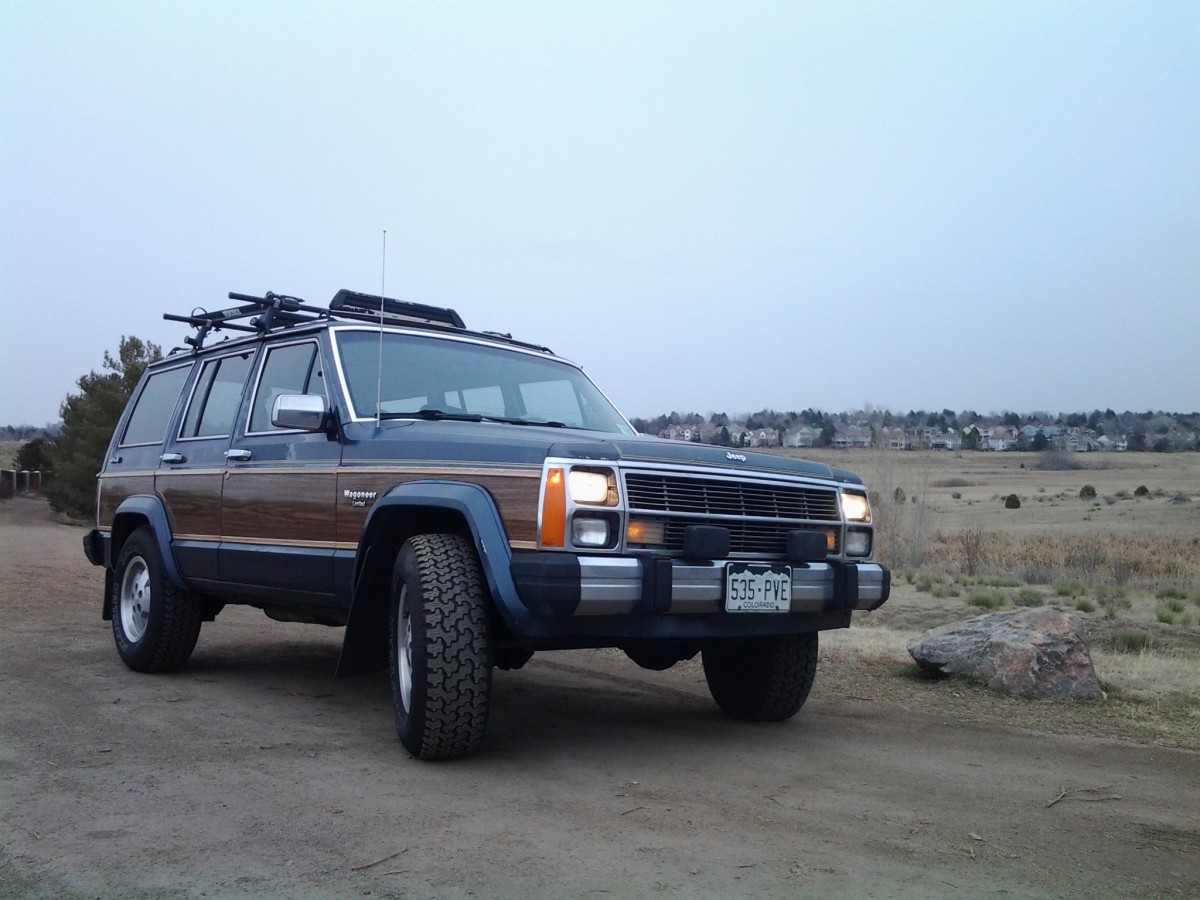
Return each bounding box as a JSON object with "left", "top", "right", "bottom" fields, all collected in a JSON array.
[{"left": 653, "top": 418, "right": 1137, "bottom": 452}]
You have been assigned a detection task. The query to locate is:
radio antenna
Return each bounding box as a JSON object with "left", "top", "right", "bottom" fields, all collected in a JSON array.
[{"left": 375, "top": 229, "right": 387, "bottom": 425}]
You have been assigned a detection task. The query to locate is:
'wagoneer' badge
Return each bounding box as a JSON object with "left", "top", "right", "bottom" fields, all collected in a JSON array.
[{"left": 343, "top": 489, "right": 378, "bottom": 507}]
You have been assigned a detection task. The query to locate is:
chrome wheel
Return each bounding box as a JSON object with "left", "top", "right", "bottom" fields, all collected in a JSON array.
[
  {"left": 119, "top": 555, "right": 151, "bottom": 643},
  {"left": 396, "top": 585, "right": 413, "bottom": 713}
]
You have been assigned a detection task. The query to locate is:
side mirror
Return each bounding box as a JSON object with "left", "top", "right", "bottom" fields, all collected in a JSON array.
[{"left": 272, "top": 394, "right": 328, "bottom": 432}]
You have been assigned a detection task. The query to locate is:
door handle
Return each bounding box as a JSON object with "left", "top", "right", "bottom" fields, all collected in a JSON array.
[
  {"left": 160, "top": 452, "right": 185, "bottom": 464},
  {"left": 225, "top": 449, "right": 253, "bottom": 461}
]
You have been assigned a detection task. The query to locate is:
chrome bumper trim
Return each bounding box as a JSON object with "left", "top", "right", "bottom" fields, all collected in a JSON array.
[{"left": 575, "top": 558, "right": 887, "bottom": 616}]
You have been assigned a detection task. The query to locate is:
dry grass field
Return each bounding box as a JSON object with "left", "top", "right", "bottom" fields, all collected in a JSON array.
[{"left": 775, "top": 448, "right": 1200, "bottom": 749}]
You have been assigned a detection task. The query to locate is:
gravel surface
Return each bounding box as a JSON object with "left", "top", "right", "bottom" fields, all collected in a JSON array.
[{"left": 2, "top": 497, "right": 1198, "bottom": 898}]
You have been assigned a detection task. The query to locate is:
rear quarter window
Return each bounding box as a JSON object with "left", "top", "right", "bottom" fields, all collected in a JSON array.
[{"left": 120, "top": 365, "right": 191, "bottom": 446}]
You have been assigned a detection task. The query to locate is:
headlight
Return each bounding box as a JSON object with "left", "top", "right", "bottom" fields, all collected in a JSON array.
[
  {"left": 840, "top": 491, "right": 871, "bottom": 522},
  {"left": 569, "top": 469, "right": 617, "bottom": 505}
]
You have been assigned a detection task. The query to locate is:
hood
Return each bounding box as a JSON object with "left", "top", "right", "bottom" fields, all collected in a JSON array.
[
  {"left": 550, "top": 433, "right": 865, "bottom": 485},
  {"left": 339, "top": 420, "right": 864, "bottom": 485}
]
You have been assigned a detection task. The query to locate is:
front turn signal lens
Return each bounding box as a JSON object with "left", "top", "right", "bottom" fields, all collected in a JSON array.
[
  {"left": 541, "top": 468, "right": 566, "bottom": 548},
  {"left": 626, "top": 519, "right": 666, "bottom": 546}
]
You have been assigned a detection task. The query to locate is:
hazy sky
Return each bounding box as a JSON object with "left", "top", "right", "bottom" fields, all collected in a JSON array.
[{"left": 2, "top": 1, "right": 1197, "bottom": 427}]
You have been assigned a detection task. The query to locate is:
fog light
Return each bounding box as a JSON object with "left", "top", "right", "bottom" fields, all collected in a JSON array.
[
  {"left": 572, "top": 517, "right": 611, "bottom": 548},
  {"left": 846, "top": 530, "right": 871, "bottom": 557}
]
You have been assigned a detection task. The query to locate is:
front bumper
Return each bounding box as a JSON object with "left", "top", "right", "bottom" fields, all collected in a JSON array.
[{"left": 510, "top": 552, "right": 890, "bottom": 620}]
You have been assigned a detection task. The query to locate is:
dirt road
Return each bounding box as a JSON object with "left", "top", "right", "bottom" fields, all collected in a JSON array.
[{"left": 2, "top": 497, "right": 1197, "bottom": 898}]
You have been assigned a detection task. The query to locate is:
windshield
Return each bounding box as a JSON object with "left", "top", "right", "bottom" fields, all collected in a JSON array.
[{"left": 333, "top": 329, "right": 635, "bottom": 434}]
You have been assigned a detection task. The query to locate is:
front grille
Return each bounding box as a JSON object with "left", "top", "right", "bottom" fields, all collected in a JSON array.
[
  {"left": 625, "top": 473, "right": 840, "bottom": 520},
  {"left": 624, "top": 471, "right": 842, "bottom": 556}
]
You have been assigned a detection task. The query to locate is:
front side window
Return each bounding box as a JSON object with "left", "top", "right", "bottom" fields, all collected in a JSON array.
[
  {"left": 179, "top": 353, "right": 254, "bottom": 439},
  {"left": 333, "top": 330, "right": 633, "bottom": 434},
  {"left": 248, "top": 342, "right": 322, "bottom": 433},
  {"left": 121, "top": 365, "right": 191, "bottom": 446}
]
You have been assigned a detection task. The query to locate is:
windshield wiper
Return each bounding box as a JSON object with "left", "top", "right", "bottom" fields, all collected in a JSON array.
[
  {"left": 377, "top": 408, "right": 484, "bottom": 422},
  {"left": 481, "top": 415, "right": 568, "bottom": 428},
  {"left": 376, "top": 409, "right": 568, "bottom": 427}
]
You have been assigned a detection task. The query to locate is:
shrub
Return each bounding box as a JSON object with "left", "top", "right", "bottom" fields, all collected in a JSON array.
[
  {"left": 1134, "top": 485, "right": 1149, "bottom": 497},
  {"left": 1109, "top": 629, "right": 1152, "bottom": 653},
  {"left": 1014, "top": 588, "right": 1044, "bottom": 607},
  {"left": 1054, "top": 581, "right": 1085, "bottom": 599},
  {"left": 1159, "top": 597, "right": 1186, "bottom": 614},
  {"left": 951, "top": 491, "right": 962, "bottom": 500},
  {"left": 916, "top": 574, "right": 933, "bottom": 593},
  {"left": 1189, "top": 590, "right": 1200, "bottom": 606},
  {"left": 1156, "top": 586, "right": 1185, "bottom": 600},
  {"left": 1155, "top": 603, "right": 1178, "bottom": 625},
  {"left": 965, "top": 589, "right": 1006, "bottom": 610},
  {"left": 1004, "top": 493, "right": 1021, "bottom": 509},
  {"left": 1074, "top": 599, "right": 1095, "bottom": 613},
  {"left": 931, "top": 583, "right": 960, "bottom": 599},
  {"left": 1079, "top": 484, "right": 1097, "bottom": 500}
]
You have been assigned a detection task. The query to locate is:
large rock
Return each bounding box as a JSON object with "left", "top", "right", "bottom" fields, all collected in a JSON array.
[{"left": 906, "top": 607, "right": 1103, "bottom": 700}]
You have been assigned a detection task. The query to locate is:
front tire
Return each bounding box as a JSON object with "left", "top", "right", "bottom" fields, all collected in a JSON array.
[
  {"left": 389, "top": 534, "right": 492, "bottom": 760},
  {"left": 702, "top": 632, "right": 818, "bottom": 721},
  {"left": 111, "top": 527, "right": 202, "bottom": 673}
]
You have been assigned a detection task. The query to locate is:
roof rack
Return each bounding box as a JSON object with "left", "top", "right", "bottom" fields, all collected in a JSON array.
[{"left": 165, "top": 289, "right": 552, "bottom": 354}]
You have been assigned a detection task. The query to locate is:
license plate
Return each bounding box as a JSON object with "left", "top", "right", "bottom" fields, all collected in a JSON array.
[{"left": 724, "top": 564, "right": 792, "bottom": 612}]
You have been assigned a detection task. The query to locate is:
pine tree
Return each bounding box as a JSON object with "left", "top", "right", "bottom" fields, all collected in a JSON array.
[{"left": 46, "top": 336, "right": 162, "bottom": 517}]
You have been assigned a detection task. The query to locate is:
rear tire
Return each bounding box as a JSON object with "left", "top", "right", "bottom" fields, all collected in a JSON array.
[
  {"left": 111, "top": 527, "right": 202, "bottom": 673},
  {"left": 702, "top": 632, "right": 818, "bottom": 721},
  {"left": 389, "top": 534, "right": 492, "bottom": 760}
]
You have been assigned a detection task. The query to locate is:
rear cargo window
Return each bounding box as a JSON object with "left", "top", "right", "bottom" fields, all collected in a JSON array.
[{"left": 121, "top": 365, "right": 191, "bottom": 446}]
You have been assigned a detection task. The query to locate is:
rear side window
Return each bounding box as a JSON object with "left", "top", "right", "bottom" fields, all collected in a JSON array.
[
  {"left": 180, "top": 353, "right": 254, "bottom": 439},
  {"left": 248, "top": 342, "right": 322, "bottom": 433},
  {"left": 121, "top": 365, "right": 191, "bottom": 446}
]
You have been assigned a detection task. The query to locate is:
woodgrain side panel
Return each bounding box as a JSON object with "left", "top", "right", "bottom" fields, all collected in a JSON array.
[
  {"left": 335, "top": 471, "right": 540, "bottom": 545},
  {"left": 223, "top": 470, "right": 337, "bottom": 542},
  {"left": 156, "top": 471, "right": 222, "bottom": 537},
  {"left": 96, "top": 474, "right": 155, "bottom": 527}
]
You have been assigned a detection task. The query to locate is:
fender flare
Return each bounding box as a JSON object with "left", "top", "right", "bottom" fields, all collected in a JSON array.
[
  {"left": 103, "top": 495, "right": 187, "bottom": 619},
  {"left": 337, "top": 480, "right": 533, "bottom": 677}
]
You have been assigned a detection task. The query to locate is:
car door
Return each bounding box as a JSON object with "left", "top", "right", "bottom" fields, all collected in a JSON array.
[
  {"left": 158, "top": 347, "right": 257, "bottom": 583},
  {"left": 218, "top": 336, "right": 341, "bottom": 602}
]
